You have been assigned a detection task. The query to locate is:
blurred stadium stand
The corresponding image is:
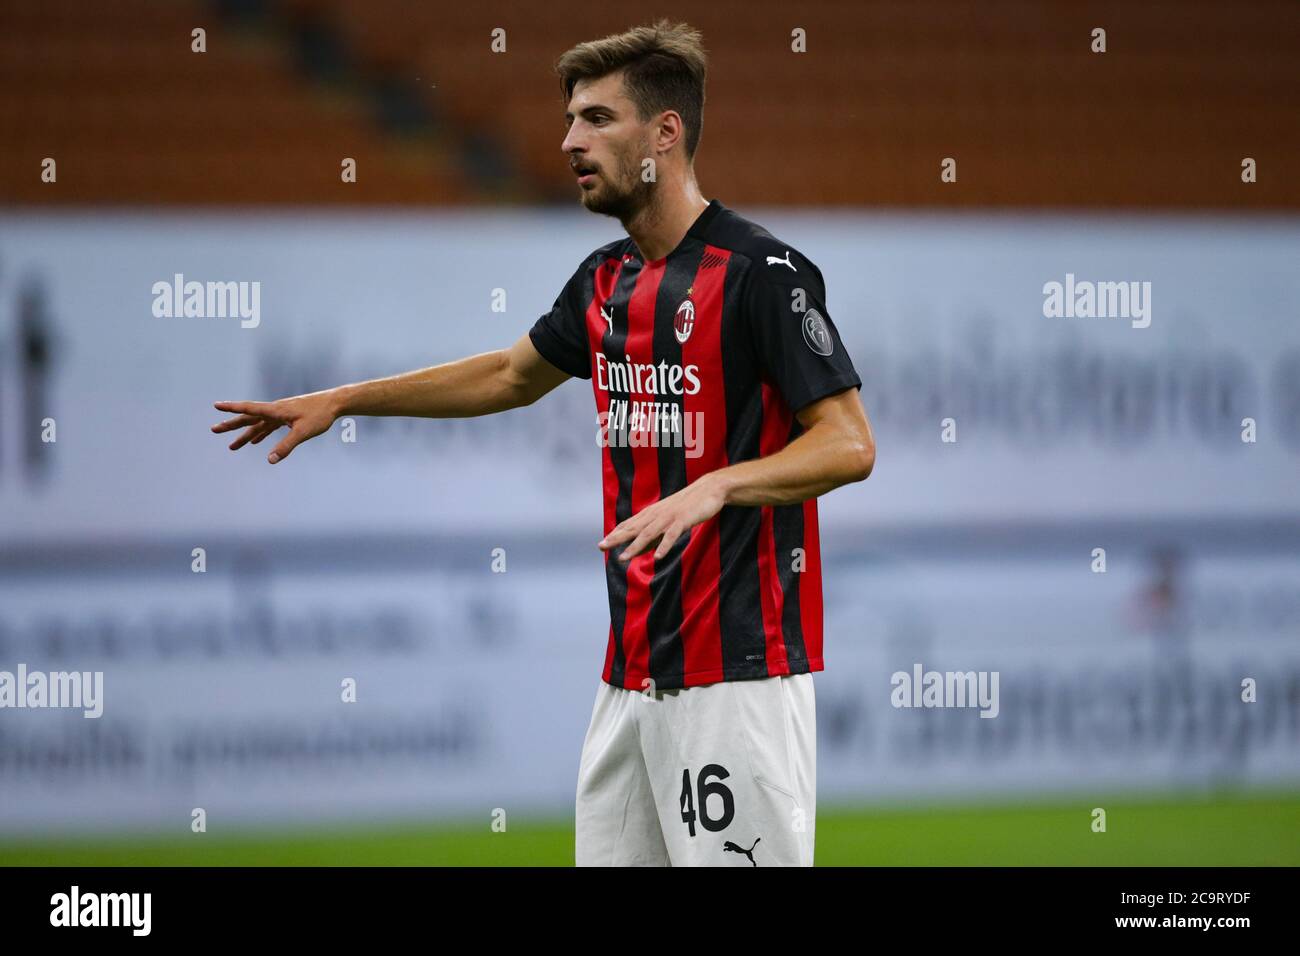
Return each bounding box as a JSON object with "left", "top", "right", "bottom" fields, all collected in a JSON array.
[{"left": 3, "top": 0, "right": 1298, "bottom": 207}]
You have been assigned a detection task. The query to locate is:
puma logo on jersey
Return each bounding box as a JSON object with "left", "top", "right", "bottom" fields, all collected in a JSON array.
[
  {"left": 766, "top": 251, "right": 795, "bottom": 271},
  {"left": 601, "top": 304, "right": 613, "bottom": 336},
  {"left": 723, "top": 837, "right": 761, "bottom": 866}
]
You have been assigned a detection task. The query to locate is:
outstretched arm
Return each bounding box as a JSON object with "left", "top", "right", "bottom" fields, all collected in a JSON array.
[
  {"left": 597, "top": 387, "right": 874, "bottom": 562},
  {"left": 211, "top": 333, "right": 569, "bottom": 463}
]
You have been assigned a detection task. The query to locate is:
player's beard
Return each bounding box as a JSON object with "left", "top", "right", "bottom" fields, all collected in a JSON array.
[{"left": 579, "top": 139, "right": 655, "bottom": 223}]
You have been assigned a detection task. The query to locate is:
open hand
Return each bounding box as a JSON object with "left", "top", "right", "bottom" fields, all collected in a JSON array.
[
  {"left": 210, "top": 391, "right": 340, "bottom": 464},
  {"left": 598, "top": 473, "right": 728, "bottom": 562}
]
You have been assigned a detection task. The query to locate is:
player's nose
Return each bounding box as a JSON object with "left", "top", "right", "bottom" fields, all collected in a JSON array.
[{"left": 561, "top": 125, "right": 585, "bottom": 156}]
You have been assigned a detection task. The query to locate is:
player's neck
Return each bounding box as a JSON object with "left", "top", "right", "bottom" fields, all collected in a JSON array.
[{"left": 623, "top": 179, "right": 709, "bottom": 262}]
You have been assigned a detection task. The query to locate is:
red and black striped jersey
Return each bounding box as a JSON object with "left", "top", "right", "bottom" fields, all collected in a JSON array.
[{"left": 529, "top": 199, "right": 861, "bottom": 690}]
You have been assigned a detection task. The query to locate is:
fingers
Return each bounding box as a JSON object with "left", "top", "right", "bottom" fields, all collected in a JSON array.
[
  {"left": 213, "top": 401, "right": 268, "bottom": 416},
  {"left": 603, "top": 514, "right": 668, "bottom": 563},
  {"left": 228, "top": 426, "right": 257, "bottom": 451},
  {"left": 211, "top": 414, "right": 263, "bottom": 434},
  {"left": 598, "top": 521, "right": 639, "bottom": 552},
  {"left": 212, "top": 400, "right": 316, "bottom": 463},
  {"left": 653, "top": 523, "right": 685, "bottom": 560},
  {"left": 248, "top": 422, "right": 277, "bottom": 445},
  {"left": 600, "top": 511, "right": 692, "bottom": 562},
  {"left": 228, "top": 421, "right": 278, "bottom": 450},
  {"left": 618, "top": 526, "right": 662, "bottom": 562},
  {"left": 267, "top": 425, "right": 307, "bottom": 464},
  {"left": 212, "top": 401, "right": 292, "bottom": 454}
]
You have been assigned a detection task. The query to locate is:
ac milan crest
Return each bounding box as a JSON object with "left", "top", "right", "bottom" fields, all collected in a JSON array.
[{"left": 674, "top": 290, "right": 695, "bottom": 344}]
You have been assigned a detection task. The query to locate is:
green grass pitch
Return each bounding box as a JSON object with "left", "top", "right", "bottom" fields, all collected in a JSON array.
[{"left": 4, "top": 791, "right": 1297, "bottom": 866}]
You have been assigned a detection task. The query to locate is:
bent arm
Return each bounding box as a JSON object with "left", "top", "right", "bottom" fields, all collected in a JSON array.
[
  {"left": 710, "top": 386, "right": 875, "bottom": 507},
  {"left": 598, "top": 387, "right": 875, "bottom": 561}
]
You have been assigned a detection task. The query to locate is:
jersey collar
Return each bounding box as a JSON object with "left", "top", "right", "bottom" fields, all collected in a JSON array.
[
  {"left": 686, "top": 198, "right": 724, "bottom": 241},
  {"left": 629, "top": 199, "right": 725, "bottom": 267}
]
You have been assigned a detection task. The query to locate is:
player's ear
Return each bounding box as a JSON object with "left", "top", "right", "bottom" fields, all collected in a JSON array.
[{"left": 655, "top": 110, "right": 685, "bottom": 155}]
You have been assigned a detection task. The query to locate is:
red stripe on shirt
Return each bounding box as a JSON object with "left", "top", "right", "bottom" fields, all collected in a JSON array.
[
  {"left": 585, "top": 258, "right": 625, "bottom": 685},
  {"left": 678, "top": 246, "right": 731, "bottom": 685},
  {"left": 758, "top": 381, "right": 793, "bottom": 675},
  {"left": 618, "top": 261, "right": 667, "bottom": 689}
]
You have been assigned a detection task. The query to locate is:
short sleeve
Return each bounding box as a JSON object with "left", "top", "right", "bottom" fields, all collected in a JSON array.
[
  {"left": 528, "top": 261, "right": 592, "bottom": 380},
  {"left": 744, "top": 249, "right": 861, "bottom": 412}
]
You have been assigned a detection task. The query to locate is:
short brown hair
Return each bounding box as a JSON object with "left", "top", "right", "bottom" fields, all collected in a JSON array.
[{"left": 556, "top": 20, "right": 707, "bottom": 158}]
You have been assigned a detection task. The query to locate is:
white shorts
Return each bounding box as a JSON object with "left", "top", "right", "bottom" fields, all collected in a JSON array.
[{"left": 574, "top": 672, "right": 816, "bottom": 867}]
